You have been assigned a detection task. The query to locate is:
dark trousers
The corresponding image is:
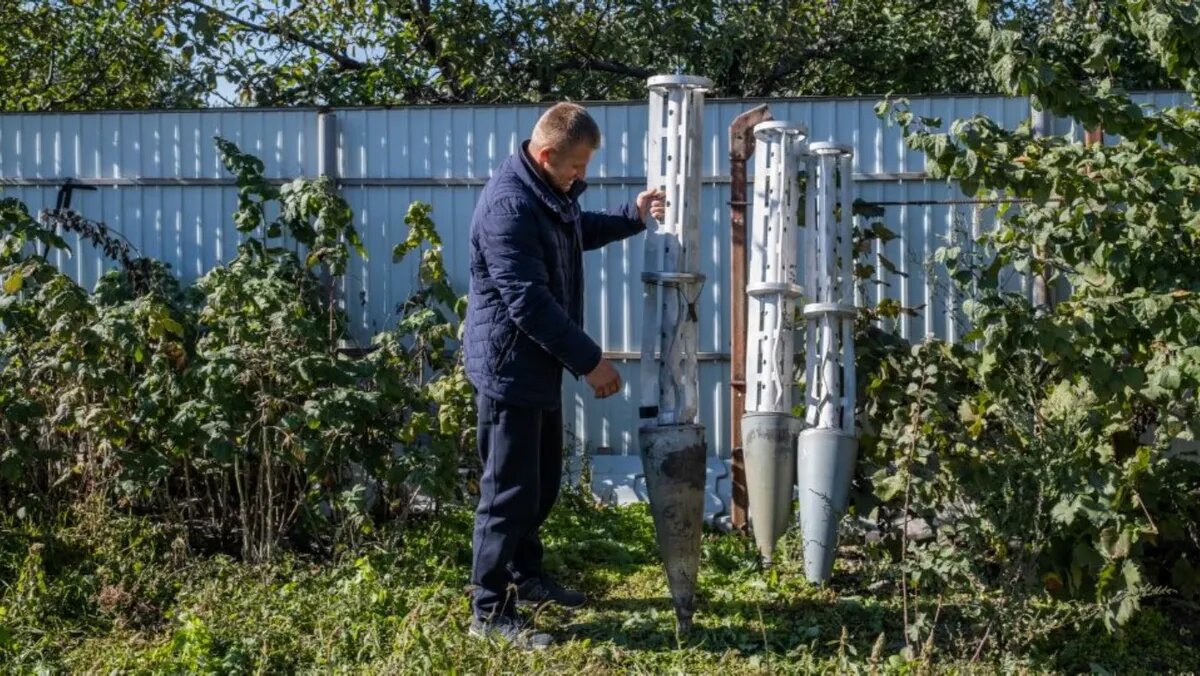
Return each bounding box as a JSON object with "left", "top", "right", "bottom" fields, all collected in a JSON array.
[{"left": 471, "top": 392, "right": 563, "bottom": 620}]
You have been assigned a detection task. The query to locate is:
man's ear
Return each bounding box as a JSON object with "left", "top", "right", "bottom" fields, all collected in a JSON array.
[{"left": 533, "top": 144, "right": 554, "bottom": 165}]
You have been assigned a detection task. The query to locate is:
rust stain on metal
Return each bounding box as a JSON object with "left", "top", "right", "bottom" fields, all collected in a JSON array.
[{"left": 728, "top": 103, "right": 772, "bottom": 530}]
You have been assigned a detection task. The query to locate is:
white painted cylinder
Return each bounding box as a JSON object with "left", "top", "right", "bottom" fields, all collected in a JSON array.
[
  {"left": 746, "top": 121, "right": 807, "bottom": 416},
  {"left": 804, "top": 143, "right": 856, "bottom": 433},
  {"left": 640, "top": 75, "right": 712, "bottom": 427},
  {"left": 796, "top": 143, "right": 859, "bottom": 585}
]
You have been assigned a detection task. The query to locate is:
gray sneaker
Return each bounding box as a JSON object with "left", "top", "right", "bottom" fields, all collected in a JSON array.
[
  {"left": 516, "top": 577, "right": 586, "bottom": 609},
  {"left": 469, "top": 615, "right": 553, "bottom": 650}
]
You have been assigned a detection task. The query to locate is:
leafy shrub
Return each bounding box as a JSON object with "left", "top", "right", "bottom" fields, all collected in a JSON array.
[
  {"left": 0, "top": 139, "right": 472, "bottom": 562},
  {"left": 851, "top": 1, "right": 1200, "bottom": 654}
]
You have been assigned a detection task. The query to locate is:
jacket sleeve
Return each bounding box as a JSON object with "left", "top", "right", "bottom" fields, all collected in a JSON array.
[
  {"left": 580, "top": 202, "right": 646, "bottom": 251},
  {"left": 478, "top": 200, "right": 603, "bottom": 377}
]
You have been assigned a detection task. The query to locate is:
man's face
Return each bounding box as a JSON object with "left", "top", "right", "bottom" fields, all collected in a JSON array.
[{"left": 537, "top": 142, "right": 594, "bottom": 193}]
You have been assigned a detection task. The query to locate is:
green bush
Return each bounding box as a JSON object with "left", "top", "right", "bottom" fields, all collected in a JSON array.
[
  {"left": 0, "top": 139, "right": 472, "bottom": 562},
  {"left": 851, "top": 0, "right": 1200, "bottom": 655}
]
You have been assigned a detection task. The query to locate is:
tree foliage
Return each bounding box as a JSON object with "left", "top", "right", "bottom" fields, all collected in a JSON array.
[
  {"left": 0, "top": 0, "right": 1178, "bottom": 110},
  {"left": 0, "top": 1, "right": 206, "bottom": 111}
]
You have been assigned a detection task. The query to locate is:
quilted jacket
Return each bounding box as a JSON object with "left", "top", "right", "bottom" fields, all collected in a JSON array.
[{"left": 464, "top": 141, "right": 645, "bottom": 408}]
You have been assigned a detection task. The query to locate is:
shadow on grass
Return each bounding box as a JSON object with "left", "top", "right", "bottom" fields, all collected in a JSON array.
[
  {"left": 556, "top": 593, "right": 902, "bottom": 658},
  {"left": 558, "top": 589, "right": 1200, "bottom": 671}
]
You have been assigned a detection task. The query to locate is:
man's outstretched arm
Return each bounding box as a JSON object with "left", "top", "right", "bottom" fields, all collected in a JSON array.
[{"left": 580, "top": 189, "right": 665, "bottom": 251}]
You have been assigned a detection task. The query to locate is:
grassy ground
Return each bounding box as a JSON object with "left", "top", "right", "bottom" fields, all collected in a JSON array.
[{"left": 1, "top": 491, "right": 1196, "bottom": 674}]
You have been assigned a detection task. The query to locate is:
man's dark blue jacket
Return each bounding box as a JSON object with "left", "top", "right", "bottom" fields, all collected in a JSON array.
[{"left": 465, "top": 142, "right": 646, "bottom": 409}]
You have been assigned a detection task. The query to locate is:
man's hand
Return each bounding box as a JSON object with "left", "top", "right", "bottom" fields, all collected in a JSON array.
[
  {"left": 636, "top": 189, "right": 667, "bottom": 222},
  {"left": 585, "top": 358, "right": 622, "bottom": 398}
]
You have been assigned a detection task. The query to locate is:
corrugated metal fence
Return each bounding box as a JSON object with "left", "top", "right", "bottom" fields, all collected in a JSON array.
[{"left": 0, "top": 92, "right": 1188, "bottom": 459}]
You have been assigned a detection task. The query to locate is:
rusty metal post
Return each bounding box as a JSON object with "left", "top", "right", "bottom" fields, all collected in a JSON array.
[{"left": 728, "top": 104, "right": 772, "bottom": 532}]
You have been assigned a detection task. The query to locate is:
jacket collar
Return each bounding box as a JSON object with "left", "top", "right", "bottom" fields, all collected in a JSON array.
[{"left": 514, "top": 140, "right": 588, "bottom": 220}]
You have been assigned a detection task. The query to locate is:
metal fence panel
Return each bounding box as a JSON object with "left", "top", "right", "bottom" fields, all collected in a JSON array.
[{"left": 1, "top": 92, "right": 1189, "bottom": 457}]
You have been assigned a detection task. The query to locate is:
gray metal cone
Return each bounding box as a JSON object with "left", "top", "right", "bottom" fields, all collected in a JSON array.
[
  {"left": 638, "top": 423, "right": 706, "bottom": 633},
  {"left": 740, "top": 412, "right": 798, "bottom": 564},
  {"left": 797, "top": 428, "right": 858, "bottom": 583}
]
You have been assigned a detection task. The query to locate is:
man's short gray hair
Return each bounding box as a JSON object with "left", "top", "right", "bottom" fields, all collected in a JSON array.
[{"left": 531, "top": 103, "right": 601, "bottom": 151}]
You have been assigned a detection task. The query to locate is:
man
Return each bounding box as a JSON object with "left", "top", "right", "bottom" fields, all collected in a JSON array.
[{"left": 464, "top": 102, "right": 665, "bottom": 649}]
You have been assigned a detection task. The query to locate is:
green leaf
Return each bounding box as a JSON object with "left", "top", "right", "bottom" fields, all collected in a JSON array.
[
  {"left": 873, "top": 471, "right": 907, "bottom": 502},
  {"left": 870, "top": 222, "right": 899, "bottom": 242},
  {"left": 161, "top": 317, "right": 184, "bottom": 337},
  {"left": 1116, "top": 589, "right": 1139, "bottom": 626},
  {"left": 1100, "top": 527, "right": 1133, "bottom": 559},
  {"left": 1156, "top": 366, "right": 1182, "bottom": 391},
  {"left": 1051, "top": 497, "right": 1077, "bottom": 526},
  {"left": 3, "top": 272, "right": 22, "bottom": 294},
  {"left": 1121, "top": 367, "right": 1146, "bottom": 390}
]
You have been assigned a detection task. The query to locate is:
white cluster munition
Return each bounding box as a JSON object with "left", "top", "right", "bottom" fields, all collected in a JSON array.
[
  {"left": 740, "top": 122, "right": 807, "bottom": 565},
  {"left": 637, "top": 74, "right": 712, "bottom": 633},
  {"left": 635, "top": 75, "right": 859, "bottom": 611},
  {"left": 746, "top": 122, "right": 807, "bottom": 417},
  {"left": 796, "top": 142, "right": 859, "bottom": 584},
  {"left": 741, "top": 125, "right": 859, "bottom": 581}
]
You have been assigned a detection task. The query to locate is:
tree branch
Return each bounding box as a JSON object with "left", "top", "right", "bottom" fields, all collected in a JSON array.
[
  {"left": 556, "top": 57, "right": 654, "bottom": 80},
  {"left": 754, "top": 40, "right": 843, "bottom": 97},
  {"left": 412, "top": 0, "right": 492, "bottom": 101},
  {"left": 181, "top": 0, "right": 367, "bottom": 72},
  {"left": 44, "top": 48, "right": 106, "bottom": 110}
]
